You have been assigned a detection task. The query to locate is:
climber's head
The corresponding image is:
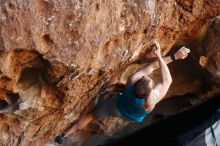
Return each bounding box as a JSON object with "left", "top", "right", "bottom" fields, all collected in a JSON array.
[
  {"left": 212, "top": 16, "right": 220, "bottom": 32},
  {"left": 0, "top": 99, "right": 8, "bottom": 110},
  {"left": 134, "top": 76, "right": 154, "bottom": 99}
]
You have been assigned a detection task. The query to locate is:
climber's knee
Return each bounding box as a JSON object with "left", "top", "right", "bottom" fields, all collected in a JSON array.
[
  {"left": 87, "top": 112, "right": 96, "bottom": 121},
  {"left": 76, "top": 112, "right": 95, "bottom": 130}
]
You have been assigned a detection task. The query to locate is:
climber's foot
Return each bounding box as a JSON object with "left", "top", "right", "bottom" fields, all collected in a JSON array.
[{"left": 55, "top": 134, "right": 65, "bottom": 144}]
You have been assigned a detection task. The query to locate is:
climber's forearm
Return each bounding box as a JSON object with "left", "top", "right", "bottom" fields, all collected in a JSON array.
[
  {"left": 137, "top": 55, "right": 173, "bottom": 76},
  {"left": 143, "top": 56, "right": 174, "bottom": 71},
  {"left": 153, "top": 55, "right": 174, "bottom": 68},
  {"left": 127, "top": 55, "right": 174, "bottom": 85},
  {"left": 157, "top": 56, "right": 172, "bottom": 85}
]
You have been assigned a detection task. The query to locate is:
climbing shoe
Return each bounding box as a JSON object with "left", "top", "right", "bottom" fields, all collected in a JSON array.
[{"left": 55, "top": 134, "right": 65, "bottom": 144}]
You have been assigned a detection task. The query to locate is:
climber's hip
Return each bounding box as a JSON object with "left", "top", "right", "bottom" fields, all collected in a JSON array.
[{"left": 93, "top": 95, "right": 129, "bottom": 121}]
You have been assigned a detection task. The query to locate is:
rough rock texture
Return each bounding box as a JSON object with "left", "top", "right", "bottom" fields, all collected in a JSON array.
[{"left": 0, "top": 0, "right": 220, "bottom": 146}]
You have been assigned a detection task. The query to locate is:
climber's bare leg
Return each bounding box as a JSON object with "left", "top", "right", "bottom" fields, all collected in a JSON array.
[{"left": 63, "top": 112, "right": 95, "bottom": 137}]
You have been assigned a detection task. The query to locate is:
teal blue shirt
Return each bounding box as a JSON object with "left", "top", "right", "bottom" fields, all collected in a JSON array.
[{"left": 116, "top": 84, "right": 151, "bottom": 123}]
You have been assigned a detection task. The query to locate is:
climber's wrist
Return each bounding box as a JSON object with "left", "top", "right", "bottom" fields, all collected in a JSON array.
[{"left": 171, "top": 54, "right": 176, "bottom": 61}]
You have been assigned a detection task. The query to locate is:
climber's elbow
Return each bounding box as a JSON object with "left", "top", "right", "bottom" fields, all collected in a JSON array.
[
  {"left": 162, "top": 75, "right": 172, "bottom": 87},
  {"left": 167, "top": 76, "right": 172, "bottom": 85}
]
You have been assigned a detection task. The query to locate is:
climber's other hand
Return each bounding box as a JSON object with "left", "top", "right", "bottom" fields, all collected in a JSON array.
[{"left": 174, "top": 46, "right": 190, "bottom": 60}]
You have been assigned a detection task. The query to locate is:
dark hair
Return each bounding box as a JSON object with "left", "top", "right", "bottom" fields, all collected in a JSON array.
[
  {"left": 133, "top": 77, "right": 151, "bottom": 99},
  {"left": 0, "top": 99, "right": 8, "bottom": 110}
]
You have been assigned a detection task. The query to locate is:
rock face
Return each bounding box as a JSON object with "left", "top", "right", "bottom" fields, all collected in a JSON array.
[
  {"left": 199, "top": 16, "right": 220, "bottom": 84},
  {"left": 0, "top": 0, "right": 220, "bottom": 146}
]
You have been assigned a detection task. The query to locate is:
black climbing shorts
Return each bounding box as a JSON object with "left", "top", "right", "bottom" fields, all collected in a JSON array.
[{"left": 94, "top": 95, "right": 128, "bottom": 120}]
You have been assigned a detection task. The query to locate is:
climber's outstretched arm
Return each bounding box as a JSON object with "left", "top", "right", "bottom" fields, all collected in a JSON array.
[
  {"left": 147, "top": 43, "right": 190, "bottom": 106},
  {"left": 127, "top": 46, "right": 190, "bottom": 86},
  {"left": 148, "top": 42, "right": 172, "bottom": 104}
]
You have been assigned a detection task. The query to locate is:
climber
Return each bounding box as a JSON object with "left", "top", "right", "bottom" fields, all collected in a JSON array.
[{"left": 55, "top": 41, "right": 191, "bottom": 144}]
